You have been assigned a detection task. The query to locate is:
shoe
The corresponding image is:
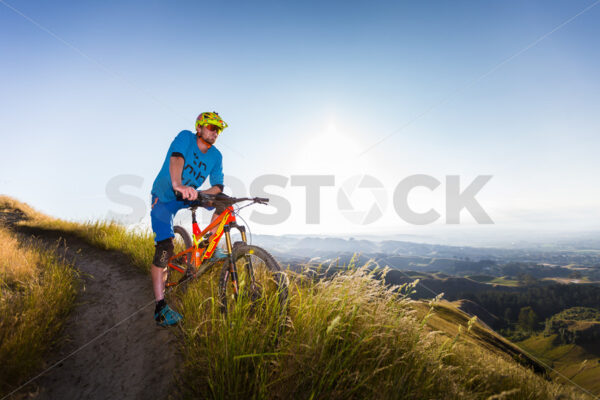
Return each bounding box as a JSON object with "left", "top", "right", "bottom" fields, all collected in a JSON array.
[
  {"left": 154, "top": 304, "right": 183, "bottom": 327},
  {"left": 210, "top": 247, "right": 229, "bottom": 260}
]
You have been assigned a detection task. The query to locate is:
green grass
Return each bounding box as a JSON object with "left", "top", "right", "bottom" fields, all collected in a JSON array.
[
  {"left": 30, "top": 219, "right": 155, "bottom": 272},
  {"left": 0, "top": 225, "right": 78, "bottom": 397},
  {"left": 172, "top": 265, "right": 591, "bottom": 399},
  {"left": 1, "top": 196, "right": 595, "bottom": 399},
  {"left": 518, "top": 334, "right": 600, "bottom": 396},
  {"left": 2, "top": 194, "right": 155, "bottom": 273},
  {"left": 489, "top": 276, "right": 521, "bottom": 287},
  {"left": 467, "top": 274, "right": 495, "bottom": 283}
]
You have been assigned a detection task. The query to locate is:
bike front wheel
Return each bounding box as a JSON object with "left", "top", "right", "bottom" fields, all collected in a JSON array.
[{"left": 218, "top": 243, "right": 289, "bottom": 319}]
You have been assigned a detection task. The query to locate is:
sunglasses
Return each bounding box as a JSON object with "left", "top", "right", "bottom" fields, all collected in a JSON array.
[{"left": 204, "top": 124, "right": 221, "bottom": 133}]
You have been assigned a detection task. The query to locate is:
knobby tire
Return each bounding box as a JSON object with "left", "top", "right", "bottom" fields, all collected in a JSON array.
[{"left": 218, "top": 243, "right": 289, "bottom": 322}]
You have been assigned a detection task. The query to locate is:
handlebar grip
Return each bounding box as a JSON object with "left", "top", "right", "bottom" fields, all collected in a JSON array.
[
  {"left": 174, "top": 190, "right": 215, "bottom": 202},
  {"left": 256, "top": 197, "right": 269, "bottom": 203}
]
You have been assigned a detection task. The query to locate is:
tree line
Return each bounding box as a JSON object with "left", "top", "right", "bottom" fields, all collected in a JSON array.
[{"left": 456, "top": 283, "right": 600, "bottom": 332}]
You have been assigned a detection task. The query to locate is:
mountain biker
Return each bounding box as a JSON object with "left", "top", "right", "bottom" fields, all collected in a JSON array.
[{"left": 150, "top": 111, "right": 228, "bottom": 327}]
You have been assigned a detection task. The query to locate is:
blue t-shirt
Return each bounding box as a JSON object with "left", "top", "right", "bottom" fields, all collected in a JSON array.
[{"left": 151, "top": 130, "right": 224, "bottom": 202}]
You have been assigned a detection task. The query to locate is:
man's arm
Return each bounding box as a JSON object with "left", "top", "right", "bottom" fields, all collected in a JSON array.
[
  {"left": 169, "top": 156, "right": 198, "bottom": 200},
  {"left": 201, "top": 185, "right": 223, "bottom": 195},
  {"left": 205, "top": 152, "right": 224, "bottom": 196}
]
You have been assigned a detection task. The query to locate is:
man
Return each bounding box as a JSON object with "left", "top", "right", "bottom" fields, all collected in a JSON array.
[{"left": 150, "top": 111, "right": 228, "bottom": 326}]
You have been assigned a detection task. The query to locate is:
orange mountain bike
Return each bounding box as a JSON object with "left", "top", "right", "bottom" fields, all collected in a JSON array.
[{"left": 166, "top": 192, "right": 289, "bottom": 317}]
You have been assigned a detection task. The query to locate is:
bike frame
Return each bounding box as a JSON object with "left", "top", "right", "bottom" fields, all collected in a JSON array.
[{"left": 166, "top": 204, "right": 249, "bottom": 293}]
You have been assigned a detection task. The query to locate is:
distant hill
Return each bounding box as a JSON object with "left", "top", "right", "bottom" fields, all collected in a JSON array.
[
  {"left": 381, "top": 270, "right": 523, "bottom": 300},
  {"left": 544, "top": 307, "right": 600, "bottom": 344},
  {"left": 253, "top": 235, "right": 600, "bottom": 296},
  {"left": 519, "top": 334, "right": 600, "bottom": 395},
  {"left": 254, "top": 234, "right": 600, "bottom": 272}
]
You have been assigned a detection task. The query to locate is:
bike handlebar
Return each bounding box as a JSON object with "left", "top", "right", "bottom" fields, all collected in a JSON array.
[{"left": 174, "top": 191, "right": 269, "bottom": 207}]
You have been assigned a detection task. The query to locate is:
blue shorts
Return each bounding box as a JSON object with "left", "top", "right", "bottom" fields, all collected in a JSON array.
[
  {"left": 150, "top": 194, "right": 215, "bottom": 243},
  {"left": 150, "top": 194, "right": 189, "bottom": 243}
]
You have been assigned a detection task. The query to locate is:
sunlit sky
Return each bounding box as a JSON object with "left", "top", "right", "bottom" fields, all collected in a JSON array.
[{"left": 1, "top": 0, "right": 599, "bottom": 239}]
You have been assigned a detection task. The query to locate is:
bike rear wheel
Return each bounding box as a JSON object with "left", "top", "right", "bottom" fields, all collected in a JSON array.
[
  {"left": 165, "top": 225, "right": 193, "bottom": 301},
  {"left": 218, "top": 243, "right": 289, "bottom": 319}
]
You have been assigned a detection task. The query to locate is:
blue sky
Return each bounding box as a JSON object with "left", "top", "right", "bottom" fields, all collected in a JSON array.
[{"left": 1, "top": 0, "right": 599, "bottom": 238}]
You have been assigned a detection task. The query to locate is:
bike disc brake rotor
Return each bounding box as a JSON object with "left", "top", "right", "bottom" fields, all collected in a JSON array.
[{"left": 235, "top": 254, "right": 279, "bottom": 306}]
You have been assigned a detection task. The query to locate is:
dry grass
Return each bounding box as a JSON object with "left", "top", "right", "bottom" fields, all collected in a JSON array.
[
  {"left": 0, "top": 226, "right": 78, "bottom": 397},
  {"left": 175, "top": 265, "right": 592, "bottom": 399},
  {"left": 29, "top": 219, "right": 155, "bottom": 272},
  {"left": 0, "top": 196, "right": 49, "bottom": 222},
  {"left": 519, "top": 334, "right": 600, "bottom": 396},
  {"left": 0, "top": 195, "right": 154, "bottom": 273},
  {"left": 0, "top": 196, "right": 594, "bottom": 399}
]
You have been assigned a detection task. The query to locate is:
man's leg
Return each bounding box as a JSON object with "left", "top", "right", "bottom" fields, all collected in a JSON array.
[
  {"left": 150, "top": 196, "right": 183, "bottom": 326},
  {"left": 151, "top": 264, "right": 167, "bottom": 301},
  {"left": 209, "top": 211, "right": 219, "bottom": 236},
  {"left": 151, "top": 238, "right": 173, "bottom": 302},
  {"left": 208, "top": 209, "right": 230, "bottom": 259},
  {"left": 151, "top": 239, "right": 183, "bottom": 326},
  {"left": 208, "top": 201, "right": 227, "bottom": 237}
]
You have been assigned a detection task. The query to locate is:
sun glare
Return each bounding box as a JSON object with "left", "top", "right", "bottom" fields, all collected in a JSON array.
[{"left": 296, "top": 120, "right": 363, "bottom": 174}]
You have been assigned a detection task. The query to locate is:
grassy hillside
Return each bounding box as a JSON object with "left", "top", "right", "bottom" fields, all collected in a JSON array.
[
  {"left": 518, "top": 334, "right": 600, "bottom": 395},
  {"left": 0, "top": 195, "right": 595, "bottom": 399},
  {"left": 174, "top": 266, "right": 592, "bottom": 399},
  {"left": 0, "top": 200, "right": 78, "bottom": 396},
  {"left": 410, "top": 300, "right": 540, "bottom": 370},
  {"left": 544, "top": 307, "right": 600, "bottom": 345},
  {"left": 0, "top": 196, "right": 155, "bottom": 273}
]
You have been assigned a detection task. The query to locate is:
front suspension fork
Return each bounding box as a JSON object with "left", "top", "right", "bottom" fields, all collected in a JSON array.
[
  {"left": 224, "top": 225, "right": 256, "bottom": 296},
  {"left": 235, "top": 225, "right": 256, "bottom": 283},
  {"left": 223, "top": 226, "right": 239, "bottom": 297}
]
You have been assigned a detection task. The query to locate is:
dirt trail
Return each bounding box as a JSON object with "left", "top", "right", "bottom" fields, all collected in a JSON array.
[{"left": 9, "top": 222, "right": 180, "bottom": 400}]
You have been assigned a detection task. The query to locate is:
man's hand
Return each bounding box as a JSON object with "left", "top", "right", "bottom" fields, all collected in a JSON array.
[
  {"left": 199, "top": 186, "right": 223, "bottom": 207},
  {"left": 173, "top": 185, "right": 198, "bottom": 201}
]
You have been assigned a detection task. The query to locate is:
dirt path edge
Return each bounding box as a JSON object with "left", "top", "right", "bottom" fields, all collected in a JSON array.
[{"left": 10, "top": 223, "right": 180, "bottom": 400}]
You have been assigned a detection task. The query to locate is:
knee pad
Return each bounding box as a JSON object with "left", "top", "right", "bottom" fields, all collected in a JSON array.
[{"left": 153, "top": 238, "right": 174, "bottom": 268}]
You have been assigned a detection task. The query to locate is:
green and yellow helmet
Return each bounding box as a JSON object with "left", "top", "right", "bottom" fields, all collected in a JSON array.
[{"left": 195, "top": 111, "right": 228, "bottom": 133}]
